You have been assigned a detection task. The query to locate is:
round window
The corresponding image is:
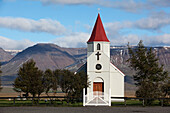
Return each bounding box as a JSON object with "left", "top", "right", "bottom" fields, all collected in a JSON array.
[{"left": 96, "top": 64, "right": 102, "bottom": 70}]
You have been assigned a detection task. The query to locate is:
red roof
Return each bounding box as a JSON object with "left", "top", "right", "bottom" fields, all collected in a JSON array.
[{"left": 87, "top": 13, "right": 110, "bottom": 43}]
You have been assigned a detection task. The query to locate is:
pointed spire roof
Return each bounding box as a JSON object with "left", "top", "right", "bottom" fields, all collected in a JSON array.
[{"left": 87, "top": 13, "right": 110, "bottom": 43}]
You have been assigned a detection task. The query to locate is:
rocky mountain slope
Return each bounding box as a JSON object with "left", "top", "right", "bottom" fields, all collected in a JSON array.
[
  {"left": 110, "top": 46, "right": 170, "bottom": 75},
  {"left": 0, "top": 48, "right": 13, "bottom": 64},
  {"left": 1, "top": 43, "right": 78, "bottom": 76}
]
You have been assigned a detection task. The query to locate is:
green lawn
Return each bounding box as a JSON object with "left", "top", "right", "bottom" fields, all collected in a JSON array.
[
  {"left": 0, "top": 99, "right": 83, "bottom": 107},
  {"left": 0, "top": 99, "right": 169, "bottom": 107},
  {"left": 111, "top": 99, "right": 170, "bottom": 106},
  {"left": 112, "top": 100, "right": 142, "bottom": 106}
]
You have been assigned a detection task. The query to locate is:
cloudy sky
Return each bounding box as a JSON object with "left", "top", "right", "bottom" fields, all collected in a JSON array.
[{"left": 0, "top": 0, "right": 170, "bottom": 50}]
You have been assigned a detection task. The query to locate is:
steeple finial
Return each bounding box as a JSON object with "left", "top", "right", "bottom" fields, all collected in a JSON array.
[{"left": 98, "top": 8, "right": 100, "bottom": 14}]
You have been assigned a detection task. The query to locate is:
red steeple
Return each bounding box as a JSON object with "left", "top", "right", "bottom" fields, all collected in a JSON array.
[{"left": 87, "top": 13, "right": 110, "bottom": 43}]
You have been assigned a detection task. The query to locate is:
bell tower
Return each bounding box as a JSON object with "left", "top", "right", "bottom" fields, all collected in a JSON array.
[{"left": 87, "top": 13, "right": 111, "bottom": 98}]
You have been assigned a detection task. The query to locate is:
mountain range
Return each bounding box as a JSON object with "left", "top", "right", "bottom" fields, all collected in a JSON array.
[{"left": 0, "top": 43, "right": 170, "bottom": 91}]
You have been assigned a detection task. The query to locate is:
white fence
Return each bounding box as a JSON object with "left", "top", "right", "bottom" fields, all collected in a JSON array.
[{"left": 83, "top": 88, "right": 111, "bottom": 106}]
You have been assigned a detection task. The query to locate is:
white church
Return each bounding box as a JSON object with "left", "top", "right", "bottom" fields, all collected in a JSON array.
[{"left": 80, "top": 13, "right": 125, "bottom": 106}]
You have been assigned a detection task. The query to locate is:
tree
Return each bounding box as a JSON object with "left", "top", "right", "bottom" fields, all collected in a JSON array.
[
  {"left": 59, "top": 70, "right": 74, "bottom": 103},
  {"left": 44, "top": 69, "right": 54, "bottom": 96},
  {"left": 43, "top": 69, "right": 59, "bottom": 97},
  {"left": 162, "top": 77, "right": 170, "bottom": 97},
  {"left": 0, "top": 62, "right": 2, "bottom": 91},
  {"left": 13, "top": 59, "right": 44, "bottom": 99},
  {"left": 72, "top": 72, "right": 89, "bottom": 102},
  {"left": 59, "top": 70, "right": 89, "bottom": 103},
  {"left": 53, "top": 69, "right": 60, "bottom": 95},
  {"left": 127, "top": 40, "right": 168, "bottom": 105}
]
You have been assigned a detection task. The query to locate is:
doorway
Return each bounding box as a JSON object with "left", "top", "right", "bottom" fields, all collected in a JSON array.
[{"left": 93, "top": 82, "right": 104, "bottom": 92}]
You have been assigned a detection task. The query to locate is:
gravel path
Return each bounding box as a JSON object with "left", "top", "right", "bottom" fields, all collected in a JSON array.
[{"left": 0, "top": 107, "right": 170, "bottom": 113}]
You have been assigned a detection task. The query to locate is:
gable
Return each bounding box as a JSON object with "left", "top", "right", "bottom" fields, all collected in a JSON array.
[{"left": 110, "top": 63, "right": 125, "bottom": 76}]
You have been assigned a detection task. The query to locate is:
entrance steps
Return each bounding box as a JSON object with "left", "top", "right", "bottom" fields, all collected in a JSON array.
[{"left": 83, "top": 88, "right": 111, "bottom": 106}]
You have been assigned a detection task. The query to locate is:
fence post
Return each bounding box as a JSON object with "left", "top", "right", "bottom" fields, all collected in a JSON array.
[
  {"left": 143, "top": 99, "right": 145, "bottom": 107},
  {"left": 161, "top": 99, "right": 164, "bottom": 107},
  {"left": 32, "top": 97, "right": 33, "bottom": 105},
  {"left": 124, "top": 98, "right": 126, "bottom": 107},
  {"left": 83, "top": 88, "right": 85, "bottom": 106},
  {"left": 13, "top": 97, "right": 15, "bottom": 105},
  {"left": 109, "top": 88, "right": 111, "bottom": 106}
]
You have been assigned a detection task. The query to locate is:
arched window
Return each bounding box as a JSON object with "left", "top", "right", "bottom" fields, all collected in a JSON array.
[{"left": 97, "top": 43, "right": 100, "bottom": 50}]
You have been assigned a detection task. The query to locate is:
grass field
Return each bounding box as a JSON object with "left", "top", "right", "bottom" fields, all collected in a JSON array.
[
  {"left": 111, "top": 100, "right": 164, "bottom": 106},
  {"left": 0, "top": 99, "right": 169, "bottom": 107},
  {"left": 0, "top": 100, "right": 83, "bottom": 107}
]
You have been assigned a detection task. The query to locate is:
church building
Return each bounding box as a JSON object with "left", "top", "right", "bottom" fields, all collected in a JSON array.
[{"left": 82, "top": 13, "right": 125, "bottom": 106}]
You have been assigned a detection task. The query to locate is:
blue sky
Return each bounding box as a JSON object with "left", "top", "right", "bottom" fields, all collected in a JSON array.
[{"left": 0, "top": 0, "right": 170, "bottom": 50}]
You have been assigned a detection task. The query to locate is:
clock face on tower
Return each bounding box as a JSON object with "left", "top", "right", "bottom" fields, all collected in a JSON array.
[{"left": 96, "top": 64, "right": 102, "bottom": 70}]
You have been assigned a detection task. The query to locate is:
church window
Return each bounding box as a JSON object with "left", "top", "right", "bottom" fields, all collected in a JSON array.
[
  {"left": 96, "top": 64, "right": 102, "bottom": 70},
  {"left": 97, "top": 43, "right": 100, "bottom": 50}
]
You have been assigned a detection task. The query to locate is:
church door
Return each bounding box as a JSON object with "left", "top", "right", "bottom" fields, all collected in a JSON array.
[{"left": 93, "top": 82, "right": 104, "bottom": 92}]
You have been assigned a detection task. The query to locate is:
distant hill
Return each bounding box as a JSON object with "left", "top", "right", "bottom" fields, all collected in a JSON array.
[
  {"left": 110, "top": 46, "right": 170, "bottom": 76},
  {"left": 1, "top": 43, "right": 79, "bottom": 76},
  {"left": 0, "top": 48, "right": 13, "bottom": 64}
]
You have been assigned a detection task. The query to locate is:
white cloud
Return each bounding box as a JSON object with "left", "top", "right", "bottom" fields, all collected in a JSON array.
[
  {"left": 105, "top": 11, "right": 170, "bottom": 33},
  {"left": 105, "top": 13, "right": 170, "bottom": 46},
  {"left": 52, "top": 32, "right": 89, "bottom": 48},
  {"left": 110, "top": 0, "right": 148, "bottom": 13},
  {"left": 0, "top": 17, "right": 67, "bottom": 35},
  {"left": 109, "top": 33, "right": 170, "bottom": 47},
  {"left": 32, "top": 0, "right": 144, "bottom": 11},
  {"left": 106, "top": 19, "right": 170, "bottom": 46},
  {"left": 109, "top": 34, "right": 140, "bottom": 46},
  {"left": 145, "top": 34, "right": 170, "bottom": 46},
  {"left": 32, "top": 0, "right": 146, "bottom": 12},
  {"left": 31, "top": 0, "right": 102, "bottom": 5},
  {"left": 134, "top": 15, "right": 170, "bottom": 30},
  {"left": 29, "top": 0, "right": 170, "bottom": 13},
  {"left": 30, "top": 0, "right": 163, "bottom": 13},
  {"left": 0, "top": 36, "right": 34, "bottom": 50},
  {"left": 6, "top": 0, "right": 170, "bottom": 11},
  {"left": 105, "top": 21, "right": 133, "bottom": 37},
  {"left": 149, "top": 0, "right": 170, "bottom": 7}
]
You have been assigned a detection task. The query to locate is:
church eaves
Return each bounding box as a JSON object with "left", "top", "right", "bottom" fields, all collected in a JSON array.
[{"left": 87, "top": 13, "right": 110, "bottom": 43}]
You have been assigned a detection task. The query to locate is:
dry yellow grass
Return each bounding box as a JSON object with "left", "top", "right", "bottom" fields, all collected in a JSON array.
[
  {"left": 0, "top": 86, "right": 136, "bottom": 97},
  {"left": 125, "top": 91, "right": 136, "bottom": 97},
  {"left": 0, "top": 86, "right": 65, "bottom": 97}
]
